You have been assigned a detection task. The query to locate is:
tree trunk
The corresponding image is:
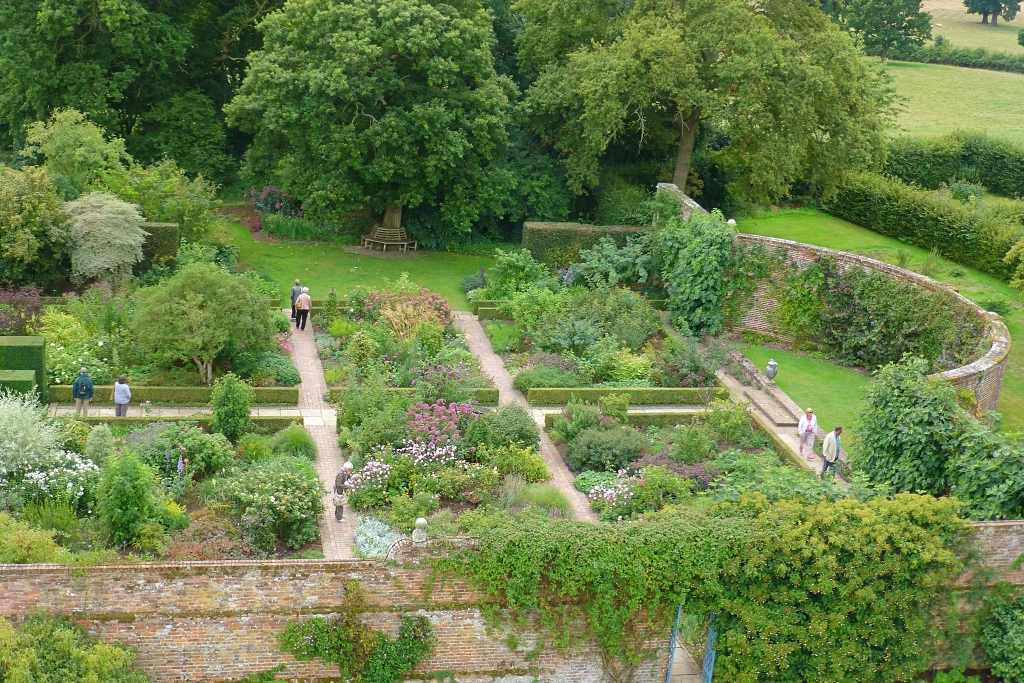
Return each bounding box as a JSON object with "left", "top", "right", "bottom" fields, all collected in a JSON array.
[
  {"left": 982, "top": 11, "right": 989, "bottom": 23},
  {"left": 881, "top": 43, "right": 890, "bottom": 60},
  {"left": 673, "top": 107, "right": 702, "bottom": 193},
  {"left": 992, "top": 11, "right": 998, "bottom": 24},
  {"left": 383, "top": 202, "right": 403, "bottom": 230}
]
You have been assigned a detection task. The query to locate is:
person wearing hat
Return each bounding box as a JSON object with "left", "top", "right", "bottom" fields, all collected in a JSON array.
[
  {"left": 71, "top": 367, "right": 95, "bottom": 417},
  {"left": 295, "top": 286, "right": 312, "bottom": 331},
  {"left": 334, "top": 461, "right": 354, "bottom": 521},
  {"left": 290, "top": 279, "right": 302, "bottom": 321},
  {"left": 797, "top": 407, "right": 818, "bottom": 461}
]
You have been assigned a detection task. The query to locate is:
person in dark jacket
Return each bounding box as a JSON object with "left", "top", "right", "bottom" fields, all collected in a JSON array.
[
  {"left": 71, "top": 367, "right": 94, "bottom": 417},
  {"left": 290, "top": 279, "right": 302, "bottom": 321}
]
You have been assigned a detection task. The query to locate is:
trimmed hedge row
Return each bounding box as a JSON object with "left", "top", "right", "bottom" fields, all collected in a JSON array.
[
  {"left": 49, "top": 385, "right": 299, "bottom": 405},
  {"left": 77, "top": 415, "right": 298, "bottom": 433},
  {"left": 886, "top": 132, "right": 1024, "bottom": 197},
  {"left": 0, "top": 370, "right": 36, "bottom": 395},
  {"left": 543, "top": 410, "right": 701, "bottom": 428},
  {"left": 327, "top": 386, "right": 499, "bottom": 406},
  {"left": 526, "top": 386, "right": 729, "bottom": 406},
  {"left": 471, "top": 300, "right": 505, "bottom": 315},
  {"left": 0, "top": 336, "right": 46, "bottom": 402},
  {"left": 887, "top": 45, "right": 1024, "bottom": 76},
  {"left": 822, "top": 172, "right": 1024, "bottom": 279},
  {"left": 522, "top": 221, "right": 644, "bottom": 270}
]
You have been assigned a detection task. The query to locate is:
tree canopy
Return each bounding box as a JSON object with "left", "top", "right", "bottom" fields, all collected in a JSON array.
[
  {"left": 845, "top": 0, "right": 932, "bottom": 59},
  {"left": 964, "top": 0, "right": 1020, "bottom": 24},
  {"left": 226, "top": 0, "right": 517, "bottom": 235},
  {"left": 520, "top": 0, "right": 890, "bottom": 203},
  {"left": 64, "top": 192, "right": 147, "bottom": 284}
]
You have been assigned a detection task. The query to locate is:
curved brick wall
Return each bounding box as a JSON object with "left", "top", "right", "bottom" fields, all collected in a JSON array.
[{"left": 733, "top": 234, "right": 1011, "bottom": 412}]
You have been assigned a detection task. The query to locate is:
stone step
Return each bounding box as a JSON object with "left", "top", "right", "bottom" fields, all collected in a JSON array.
[{"left": 742, "top": 387, "right": 798, "bottom": 427}]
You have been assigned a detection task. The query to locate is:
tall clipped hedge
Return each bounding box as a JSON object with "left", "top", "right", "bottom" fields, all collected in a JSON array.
[
  {"left": 822, "top": 172, "right": 1024, "bottom": 279},
  {"left": 0, "top": 336, "right": 45, "bottom": 402},
  {"left": 885, "top": 132, "right": 1024, "bottom": 197},
  {"left": 887, "top": 40, "right": 1024, "bottom": 76},
  {"left": 522, "top": 222, "right": 644, "bottom": 270},
  {"left": 140, "top": 222, "right": 180, "bottom": 268}
]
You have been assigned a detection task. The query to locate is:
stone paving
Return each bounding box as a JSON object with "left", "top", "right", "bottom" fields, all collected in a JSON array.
[
  {"left": 454, "top": 311, "right": 597, "bottom": 522},
  {"left": 286, "top": 313, "right": 356, "bottom": 559}
]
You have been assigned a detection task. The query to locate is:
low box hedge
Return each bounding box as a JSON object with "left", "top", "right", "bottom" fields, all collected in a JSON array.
[
  {"left": 526, "top": 386, "right": 729, "bottom": 406},
  {"left": 472, "top": 300, "right": 506, "bottom": 315},
  {"left": 522, "top": 221, "right": 645, "bottom": 270},
  {"left": 477, "top": 307, "right": 505, "bottom": 320},
  {"left": 543, "top": 410, "right": 701, "bottom": 428},
  {"left": 77, "top": 415, "right": 298, "bottom": 433},
  {"left": 0, "top": 336, "right": 46, "bottom": 402},
  {"left": 48, "top": 385, "right": 299, "bottom": 405},
  {"left": 328, "top": 386, "right": 499, "bottom": 406}
]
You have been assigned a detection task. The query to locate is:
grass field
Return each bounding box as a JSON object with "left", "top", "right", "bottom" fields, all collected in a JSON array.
[
  {"left": 885, "top": 61, "right": 1024, "bottom": 141},
  {"left": 221, "top": 220, "right": 497, "bottom": 310},
  {"left": 737, "top": 208, "right": 1024, "bottom": 431},
  {"left": 924, "top": 0, "right": 1023, "bottom": 53}
]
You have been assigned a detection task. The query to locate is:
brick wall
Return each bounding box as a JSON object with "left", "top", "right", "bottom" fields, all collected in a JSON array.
[
  {"left": 732, "top": 234, "right": 1011, "bottom": 412},
  {"left": 0, "top": 553, "right": 667, "bottom": 683}
]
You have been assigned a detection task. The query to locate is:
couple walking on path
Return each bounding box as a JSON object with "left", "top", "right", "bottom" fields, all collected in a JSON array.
[
  {"left": 797, "top": 407, "right": 843, "bottom": 478},
  {"left": 290, "top": 279, "right": 313, "bottom": 331},
  {"left": 71, "top": 368, "right": 132, "bottom": 417}
]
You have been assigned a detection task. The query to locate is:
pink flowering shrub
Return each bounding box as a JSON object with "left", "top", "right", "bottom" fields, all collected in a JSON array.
[
  {"left": 394, "top": 440, "right": 460, "bottom": 468},
  {"left": 346, "top": 458, "right": 393, "bottom": 509},
  {"left": 406, "top": 399, "right": 475, "bottom": 448},
  {"left": 354, "top": 286, "right": 452, "bottom": 328}
]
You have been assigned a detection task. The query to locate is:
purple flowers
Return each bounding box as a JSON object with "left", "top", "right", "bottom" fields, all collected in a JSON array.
[
  {"left": 346, "top": 459, "right": 391, "bottom": 493},
  {"left": 407, "top": 399, "right": 475, "bottom": 448}
]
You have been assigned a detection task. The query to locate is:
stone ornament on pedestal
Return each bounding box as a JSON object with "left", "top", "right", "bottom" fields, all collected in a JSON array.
[{"left": 412, "top": 517, "right": 428, "bottom": 545}]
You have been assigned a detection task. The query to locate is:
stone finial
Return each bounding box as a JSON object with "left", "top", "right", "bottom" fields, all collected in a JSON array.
[{"left": 412, "top": 517, "right": 428, "bottom": 545}]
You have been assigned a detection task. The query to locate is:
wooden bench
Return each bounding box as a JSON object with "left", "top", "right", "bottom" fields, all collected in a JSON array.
[{"left": 360, "top": 224, "right": 418, "bottom": 253}]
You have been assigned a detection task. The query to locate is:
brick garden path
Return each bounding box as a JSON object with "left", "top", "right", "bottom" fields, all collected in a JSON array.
[
  {"left": 286, "top": 314, "right": 356, "bottom": 560},
  {"left": 454, "top": 311, "right": 597, "bottom": 522}
]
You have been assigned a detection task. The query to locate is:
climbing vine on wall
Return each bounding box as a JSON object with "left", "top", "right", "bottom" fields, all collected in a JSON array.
[{"left": 279, "top": 581, "right": 436, "bottom": 683}]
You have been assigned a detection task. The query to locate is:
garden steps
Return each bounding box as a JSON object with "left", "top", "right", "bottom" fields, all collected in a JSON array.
[
  {"left": 741, "top": 386, "right": 799, "bottom": 427},
  {"left": 284, "top": 310, "right": 357, "bottom": 560},
  {"left": 453, "top": 311, "right": 598, "bottom": 522}
]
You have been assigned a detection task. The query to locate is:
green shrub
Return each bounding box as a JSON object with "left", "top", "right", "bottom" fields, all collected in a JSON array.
[
  {"left": 84, "top": 423, "right": 116, "bottom": 464},
  {"left": 210, "top": 373, "right": 255, "bottom": 441},
  {"left": 270, "top": 309, "right": 291, "bottom": 333},
  {"left": 328, "top": 319, "right": 359, "bottom": 339},
  {"left": 484, "top": 444, "right": 550, "bottom": 482},
  {"left": 520, "top": 484, "right": 573, "bottom": 517},
  {"left": 598, "top": 393, "right": 630, "bottom": 423},
  {"left": 0, "top": 613, "right": 151, "bottom": 682},
  {"left": 885, "top": 130, "right": 1024, "bottom": 197},
  {"left": 238, "top": 434, "right": 274, "bottom": 463},
  {"left": 136, "top": 422, "right": 235, "bottom": 479},
  {"left": 419, "top": 462, "right": 500, "bottom": 501},
  {"left": 23, "top": 500, "right": 79, "bottom": 546},
  {"left": 513, "top": 366, "right": 588, "bottom": 391},
  {"left": 822, "top": 171, "right": 1024, "bottom": 280},
  {"left": 271, "top": 423, "right": 317, "bottom": 461},
  {"left": 249, "top": 352, "right": 300, "bottom": 387},
  {"left": 550, "top": 400, "right": 603, "bottom": 443},
  {"left": 522, "top": 222, "right": 644, "bottom": 270},
  {"left": 527, "top": 387, "right": 728, "bottom": 405},
  {"left": 98, "top": 452, "right": 164, "bottom": 547},
  {"left": 573, "top": 470, "right": 617, "bottom": 493},
  {"left": 476, "top": 248, "right": 550, "bottom": 299},
  {"left": 385, "top": 491, "right": 439, "bottom": 532},
  {"left": 485, "top": 321, "right": 524, "bottom": 353},
  {"left": 672, "top": 424, "right": 717, "bottom": 464},
  {"left": 981, "top": 589, "right": 1024, "bottom": 683},
  {"left": 0, "top": 513, "right": 63, "bottom": 563},
  {"left": 568, "top": 426, "right": 645, "bottom": 472},
  {"left": 590, "top": 466, "right": 692, "bottom": 521},
  {"left": 222, "top": 456, "right": 323, "bottom": 550},
  {"left": 486, "top": 403, "right": 540, "bottom": 449},
  {"left": 356, "top": 403, "right": 410, "bottom": 452}
]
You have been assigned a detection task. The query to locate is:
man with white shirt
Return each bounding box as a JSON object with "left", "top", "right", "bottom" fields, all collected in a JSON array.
[{"left": 797, "top": 407, "right": 817, "bottom": 461}]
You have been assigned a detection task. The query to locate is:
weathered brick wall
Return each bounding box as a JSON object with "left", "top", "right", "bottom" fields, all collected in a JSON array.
[
  {"left": 732, "top": 234, "right": 1011, "bottom": 412},
  {"left": 0, "top": 555, "right": 667, "bottom": 683}
]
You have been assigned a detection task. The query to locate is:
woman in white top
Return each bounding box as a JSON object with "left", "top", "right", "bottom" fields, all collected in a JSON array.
[
  {"left": 113, "top": 375, "right": 132, "bottom": 417},
  {"left": 797, "top": 408, "right": 817, "bottom": 460}
]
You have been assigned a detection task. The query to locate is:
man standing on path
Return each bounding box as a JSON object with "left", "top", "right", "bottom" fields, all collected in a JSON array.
[
  {"left": 290, "top": 279, "right": 302, "bottom": 321},
  {"left": 72, "top": 367, "right": 94, "bottom": 417},
  {"left": 822, "top": 426, "right": 842, "bottom": 478},
  {"left": 295, "top": 286, "right": 312, "bottom": 331},
  {"left": 797, "top": 407, "right": 817, "bottom": 460}
]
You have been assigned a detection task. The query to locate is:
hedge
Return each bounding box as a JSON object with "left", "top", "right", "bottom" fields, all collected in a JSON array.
[
  {"left": 472, "top": 300, "right": 505, "bottom": 315},
  {"left": 526, "top": 386, "right": 729, "bottom": 406},
  {"left": 886, "top": 44, "right": 1024, "bottom": 76},
  {"left": 48, "top": 385, "right": 299, "bottom": 405},
  {"left": 522, "top": 221, "right": 645, "bottom": 270},
  {"left": 77, "top": 415, "right": 298, "bottom": 433},
  {"left": 0, "top": 370, "right": 36, "bottom": 395},
  {"left": 140, "top": 222, "right": 180, "bottom": 267},
  {"left": 477, "top": 307, "right": 505, "bottom": 320},
  {"left": 0, "top": 336, "right": 45, "bottom": 402},
  {"left": 822, "top": 172, "right": 1024, "bottom": 279},
  {"left": 543, "top": 409, "right": 701, "bottom": 428},
  {"left": 328, "top": 386, "right": 499, "bottom": 406},
  {"left": 885, "top": 132, "right": 1024, "bottom": 197}
]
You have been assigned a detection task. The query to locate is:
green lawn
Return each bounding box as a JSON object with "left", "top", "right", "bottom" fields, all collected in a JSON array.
[
  {"left": 737, "top": 208, "right": 1024, "bottom": 431},
  {"left": 927, "top": 7, "right": 1023, "bottom": 54},
  {"left": 221, "top": 220, "right": 496, "bottom": 310},
  {"left": 885, "top": 60, "right": 1024, "bottom": 142},
  {"left": 739, "top": 345, "right": 871, "bottom": 447}
]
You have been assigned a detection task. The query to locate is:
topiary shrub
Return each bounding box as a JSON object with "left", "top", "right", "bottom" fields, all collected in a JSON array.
[
  {"left": 568, "top": 426, "right": 645, "bottom": 472},
  {"left": 271, "top": 423, "right": 317, "bottom": 461},
  {"left": 211, "top": 372, "right": 255, "bottom": 441}
]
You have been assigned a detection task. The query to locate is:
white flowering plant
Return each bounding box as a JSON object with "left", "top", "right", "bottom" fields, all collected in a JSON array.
[
  {"left": 0, "top": 390, "right": 64, "bottom": 479},
  {"left": 588, "top": 466, "right": 692, "bottom": 522},
  {"left": 17, "top": 451, "right": 100, "bottom": 509},
  {"left": 47, "top": 340, "right": 115, "bottom": 385},
  {"left": 222, "top": 456, "right": 324, "bottom": 551}
]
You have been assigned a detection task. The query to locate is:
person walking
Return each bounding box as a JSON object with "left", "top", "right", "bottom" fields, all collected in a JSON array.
[
  {"left": 290, "top": 279, "right": 302, "bottom": 321},
  {"left": 334, "top": 461, "right": 354, "bottom": 522},
  {"left": 822, "top": 426, "right": 842, "bottom": 478},
  {"left": 797, "top": 408, "right": 818, "bottom": 460},
  {"left": 112, "top": 375, "right": 131, "bottom": 417},
  {"left": 295, "top": 286, "right": 312, "bottom": 331},
  {"left": 72, "top": 367, "right": 94, "bottom": 417}
]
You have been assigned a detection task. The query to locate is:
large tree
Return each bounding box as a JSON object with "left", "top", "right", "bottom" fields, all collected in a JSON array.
[
  {"left": 0, "top": 166, "right": 69, "bottom": 289},
  {"left": 519, "top": 0, "right": 890, "bottom": 203},
  {"left": 964, "top": 0, "right": 1020, "bottom": 23},
  {"left": 226, "top": 0, "right": 516, "bottom": 235},
  {"left": 0, "top": 0, "right": 280, "bottom": 177},
  {"left": 845, "top": 0, "right": 932, "bottom": 59}
]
